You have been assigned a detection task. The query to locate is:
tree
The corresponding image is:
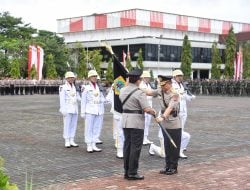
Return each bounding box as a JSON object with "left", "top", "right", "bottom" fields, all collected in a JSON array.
[
  {"left": 45, "top": 54, "right": 57, "bottom": 79},
  {"left": 242, "top": 42, "right": 250, "bottom": 79},
  {"left": 106, "top": 58, "right": 113, "bottom": 83},
  {"left": 150, "top": 69, "right": 154, "bottom": 80},
  {"left": 89, "top": 49, "right": 103, "bottom": 77},
  {"left": 224, "top": 27, "right": 237, "bottom": 79},
  {"left": 30, "top": 64, "right": 37, "bottom": 79},
  {"left": 126, "top": 52, "right": 133, "bottom": 71},
  {"left": 77, "top": 47, "right": 88, "bottom": 79},
  {"left": 35, "top": 30, "right": 70, "bottom": 78},
  {"left": 211, "top": 42, "right": 222, "bottom": 79},
  {"left": 136, "top": 48, "right": 144, "bottom": 69},
  {"left": 0, "top": 12, "right": 69, "bottom": 79},
  {"left": 180, "top": 34, "right": 192, "bottom": 79},
  {"left": 9, "top": 58, "right": 21, "bottom": 78}
]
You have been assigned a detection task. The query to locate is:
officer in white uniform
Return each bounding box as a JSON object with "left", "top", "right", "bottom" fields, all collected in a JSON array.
[
  {"left": 106, "top": 84, "right": 124, "bottom": 158},
  {"left": 172, "top": 69, "right": 195, "bottom": 158},
  {"left": 81, "top": 70, "right": 105, "bottom": 153},
  {"left": 59, "top": 71, "right": 79, "bottom": 148},
  {"left": 139, "top": 71, "right": 154, "bottom": 145}
]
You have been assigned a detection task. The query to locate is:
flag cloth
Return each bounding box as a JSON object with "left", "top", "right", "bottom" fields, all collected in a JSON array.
[
  {"left": 37, "top": 46, "right": 44, "bottom": 80},
  {"left": 113, "top": 55, "right": 128, "bottom": 113},
  {"left": 28, "top": 45, "right": 38, "bottom": 78},
  {"left": 234, "top": 50, "right": 243, "bottom": 80}
]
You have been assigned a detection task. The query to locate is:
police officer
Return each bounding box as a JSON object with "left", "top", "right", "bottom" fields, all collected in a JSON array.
[
  {"left": 139, "top": 71, "right": 154, "bottom": 145},
  {"left": 119, "top": 68, "right": 156, "bottom": 180},
  {"left": 59, "top": 71, "right": 79, "bottom": 148},
  {"left": 81, "top": 70, "right": 105, "bottom": 153},
  {"left": 152, "top": 75, "right": 182, "bottom": 175},
  {"left": 172, "top": 69, "right": 194, "bottom": 159}
]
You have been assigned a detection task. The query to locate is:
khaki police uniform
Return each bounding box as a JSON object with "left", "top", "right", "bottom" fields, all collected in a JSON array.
[
  {"left": 120, "top": 82, "right": 150, "bottom": 177},
  {"left": 151, "top": 75, "right": 182, "bottom": 174}
]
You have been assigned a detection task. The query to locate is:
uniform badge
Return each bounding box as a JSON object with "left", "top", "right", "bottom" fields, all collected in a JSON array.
[{"left": 114, "top": 76, "right": 126, "bottom": 95}]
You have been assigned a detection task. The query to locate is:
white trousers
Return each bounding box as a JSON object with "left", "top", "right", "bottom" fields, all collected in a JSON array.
[
  {"left": 179, "top": 112, "right": 187, "bottom": 130},
  {"left": 144, "top": 113, "right": 152, "bottom": 137},
  {"left": 181, "top": 131, "right": 191, "bottom": 150},
  {"left": 85, "top": 113, "right": 103, "bottom": 144},
  {"left": 113, "top": 114, "right": 124, "bottom": 149},
  {"left": 63, "top": 113, "right": 78, "bottom": 139}
]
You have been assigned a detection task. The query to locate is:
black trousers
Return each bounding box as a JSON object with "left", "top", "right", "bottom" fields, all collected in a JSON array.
[
  {"left": 162, "top": 128, "right": 182, "bottom": 169},
  {"left": 123, "top": 128, "right": 144, "bottom": 175}
]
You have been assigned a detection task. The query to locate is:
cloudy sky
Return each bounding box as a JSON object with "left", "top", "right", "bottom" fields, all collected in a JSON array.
[{"left": 1, "top": 0, "right": 250, "bottom": 32}]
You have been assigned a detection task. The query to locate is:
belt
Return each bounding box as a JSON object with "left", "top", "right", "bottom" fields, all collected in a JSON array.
[{"left": 123, "top": 110, "right": 143, "bottom": 114}]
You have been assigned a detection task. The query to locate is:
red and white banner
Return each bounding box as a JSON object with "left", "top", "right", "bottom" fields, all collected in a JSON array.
[
  {"left": 234, "top": 50, "right": 243, "bottom": 80},
  {"left": 28, "top": 45, "right": 44, "bottom": 80}
]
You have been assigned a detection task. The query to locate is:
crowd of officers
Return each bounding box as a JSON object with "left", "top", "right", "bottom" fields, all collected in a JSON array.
[
  {"left": 1, "top": 78, "right": 250, "bottom": 97},
  {"left": 0, "top": 79, "right": 63, "bottom": 96},
  {"left": 187, "top": 79, "right": 250, "bottom": 96}
]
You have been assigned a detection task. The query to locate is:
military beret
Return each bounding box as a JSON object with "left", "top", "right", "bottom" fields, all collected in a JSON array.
[
  {"left": 127, "top": 68, "right": 143, "bottom": 77},
  {"left": 158, "top": 75, "right": 172, "bottom": 86}
]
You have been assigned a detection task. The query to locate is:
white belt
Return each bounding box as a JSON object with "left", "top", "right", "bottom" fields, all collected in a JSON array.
[{"left": 90, "top": 100, "right": 102, "bottom": 104}]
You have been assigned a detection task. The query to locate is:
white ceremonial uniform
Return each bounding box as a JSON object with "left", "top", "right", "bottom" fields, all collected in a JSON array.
[
  {"left": 81, "top": 82, "right": 105, "bottom": 150},
  {"left": 172, "top": 79, "right": 195, "bottom": 154},
  {"left": 59, "top": 81, "right": 78, "bottom": 143},
  {"left": 106, "top": 86, "right": 124, "bottom": 158},
  {"left": 139, "top": 80, "right": 153, "bottom": 144}
]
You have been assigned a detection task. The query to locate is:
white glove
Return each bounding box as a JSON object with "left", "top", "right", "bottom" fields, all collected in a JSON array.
[
  {"left": 192, "top": 95, "right": 196, "bottom": 99},
  {"left": 59, "top": 109, "right": 67, "bottom": 117},
  {"left": 81, "top": 113, "right": 85, "bottom": 119}
]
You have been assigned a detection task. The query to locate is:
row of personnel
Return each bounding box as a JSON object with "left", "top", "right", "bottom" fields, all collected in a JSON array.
[{"left": 59, "top": 68, "right": 195, "bottom": 179}]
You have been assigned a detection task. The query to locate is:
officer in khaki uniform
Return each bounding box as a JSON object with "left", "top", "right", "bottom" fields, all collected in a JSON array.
[
  {"left": 152, "top": 75, "right": 182, "bottom": 175},
  {"left": 119, "top": 68, "right": 156, "bottom": 180},
  {"left": 59, "top": 71, "right": 79, "bottom": 148}
]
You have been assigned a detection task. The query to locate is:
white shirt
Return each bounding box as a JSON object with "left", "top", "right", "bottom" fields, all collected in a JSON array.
[
  {"left": 171, "top": 79, "right": 194, "bottom": 114},
  {"left": 59, "top": 81, "right": 78, "bottom": 114},
  {"left": 81, "top": 82, "right": 105, "bottom": 115},
  {"left": 139, "top": 80, "right": 153, "bottom": 107}
]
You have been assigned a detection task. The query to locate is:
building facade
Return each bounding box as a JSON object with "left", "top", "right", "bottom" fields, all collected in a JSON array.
[{"left": 57, "top": 9, "right": 250, "bottom": 79}]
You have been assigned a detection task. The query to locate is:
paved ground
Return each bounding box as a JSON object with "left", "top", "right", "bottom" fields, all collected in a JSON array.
[{"left": 0, "top": 95, "right": 250, "bottom": 190}]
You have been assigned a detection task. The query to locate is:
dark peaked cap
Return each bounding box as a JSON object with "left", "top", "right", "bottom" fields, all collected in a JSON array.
[
  {"left": 127, "top": 68, "right": 143, "bottom": 77},
  {"left": 158, "top": 75, "right": 172, "bottom": 85}
]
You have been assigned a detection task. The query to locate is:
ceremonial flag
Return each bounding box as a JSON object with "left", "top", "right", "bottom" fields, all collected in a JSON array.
[
  {"left": 37, "top": 46, "right": 44, "bottom": 80},
  {"left": 28, "top": 45, "right": 37, "bottom": 78},
  {"left": 113, "top": 55, "right": 128, "bottom": 113},
  {"left": 234, "top": 50, "right": 243, "bottom": 80}
]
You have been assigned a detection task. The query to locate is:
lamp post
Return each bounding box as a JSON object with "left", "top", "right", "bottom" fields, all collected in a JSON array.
[{"left": 157, "top": 35, "right": 163, "bottom": 75}]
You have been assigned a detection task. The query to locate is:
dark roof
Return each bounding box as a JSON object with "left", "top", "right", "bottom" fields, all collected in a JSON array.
[{"left": 219, "top": 31, "right": 250, "bottom": 44}]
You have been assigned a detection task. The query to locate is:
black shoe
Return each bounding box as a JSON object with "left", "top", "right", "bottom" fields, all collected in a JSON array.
[
  {"left": 127, "top": 174, "right": 144, "bottom": 180},
  {"left": 124, "top": 174, "right": 129, "bottom": 179},
  {"left": 159, "top": 167, "right": 169, "bottom": 174},
  {"left": 165, "top": 168, "right": 178, "bottom": 175}
]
